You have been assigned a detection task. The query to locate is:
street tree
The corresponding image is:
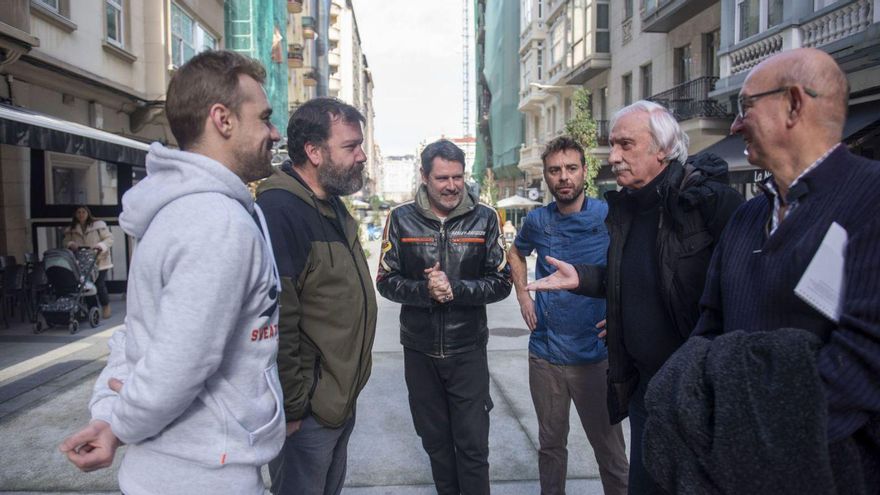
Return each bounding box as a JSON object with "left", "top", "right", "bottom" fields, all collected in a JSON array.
[{"left": 565, "top": 88, "right": 602, "bottom": 197}]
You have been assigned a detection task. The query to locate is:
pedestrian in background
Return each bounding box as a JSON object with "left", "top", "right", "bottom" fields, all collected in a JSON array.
[
  {"left": 64, "top": 205, "right": 113, "bottom": 319},
  {"left": 508, "top": 136, "right": 629, "bottom": 495},
  {"left": 377, "top": 139, "right": 511, "bottom": 495},
  {"left": 527, "top": 101, "right": 742, "bottom": 494},
  {"left": 59, "top": 49, "right": 285, "bottom": 495},
  {"left": 258, "top": 97, "right": 377, "bottom": 495}
]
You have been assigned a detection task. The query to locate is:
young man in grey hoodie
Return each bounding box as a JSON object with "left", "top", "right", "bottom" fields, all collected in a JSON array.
[{"left": 59, "top": 50, "right": 286, "bottom": 495}]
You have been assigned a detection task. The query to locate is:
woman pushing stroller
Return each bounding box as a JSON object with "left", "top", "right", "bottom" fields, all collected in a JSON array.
[{"left": 64, "top": 206, "right": 113, "bottom": 319}]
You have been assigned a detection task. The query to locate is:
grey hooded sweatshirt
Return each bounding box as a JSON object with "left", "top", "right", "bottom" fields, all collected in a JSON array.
[{"left": 88, "top": 143, "right": 285, "bottom": 495}]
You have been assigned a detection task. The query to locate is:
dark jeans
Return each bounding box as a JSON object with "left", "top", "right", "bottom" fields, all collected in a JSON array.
[
  {"left": 268, "top": 412, "right": 356, "bottom": 495},
  {"left": 95, "top": 269, "right": 109, "bottom": 307},
  {"left": 404, "top": 346, "right": 492, "bottom": 495},
  {"left": 628, "top": 379, "right": 667, "bottom": 495}
]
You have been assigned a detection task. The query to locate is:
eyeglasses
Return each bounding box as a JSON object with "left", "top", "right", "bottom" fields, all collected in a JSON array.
[{"left": 736, "top": 86, "right": 819, "bottom": 118}]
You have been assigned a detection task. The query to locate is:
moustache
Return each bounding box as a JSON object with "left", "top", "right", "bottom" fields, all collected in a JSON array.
[{"left": 611, "top": 164, "right": 631, "bottom": 174}]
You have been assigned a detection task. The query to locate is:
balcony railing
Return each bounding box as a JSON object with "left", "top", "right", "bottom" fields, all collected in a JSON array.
[
  {"left": 287, "top": 0, "right": 303, "bottom": 14},
  {"left": 729, "top": 33, "right": 783, "bottom": 75},
  {"left": 287, "top": 44, "right": 304, "bottom": 68},
  {"left": 302, "top": 16, "right": 316, "bottom": 39},
  {"left": 647, "top": 77, "right": 731, "bottom": 121},
  {"left": 801, "top": 0, "right": 874, "bottom": 48}
]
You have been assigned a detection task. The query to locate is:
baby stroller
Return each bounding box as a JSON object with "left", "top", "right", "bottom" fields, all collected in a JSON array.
[{"left": 34, "top": 248, "right": 101, "bottom": 334}]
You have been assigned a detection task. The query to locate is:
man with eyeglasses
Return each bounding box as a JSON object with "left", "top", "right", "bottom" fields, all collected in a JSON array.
[{"left": 644, "top": 48, "right": 880, "bottom": 492}]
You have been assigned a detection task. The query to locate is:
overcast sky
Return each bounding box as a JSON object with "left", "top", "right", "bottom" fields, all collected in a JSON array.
[{"left": 354, "top": 0, "right": 475, "bottom": 156}]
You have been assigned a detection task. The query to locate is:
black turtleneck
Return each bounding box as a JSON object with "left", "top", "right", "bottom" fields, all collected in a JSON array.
[{"left": 619, "top": 168, "right": 681, "bottom": 380}]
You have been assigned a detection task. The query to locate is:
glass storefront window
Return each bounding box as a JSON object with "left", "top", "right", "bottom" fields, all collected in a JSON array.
[{"left": 44, "top": 152, "right": 119, "bottom": 206}]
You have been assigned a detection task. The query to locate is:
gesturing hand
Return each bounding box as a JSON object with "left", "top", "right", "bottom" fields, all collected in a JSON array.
[{"left": 525, "top": 256, "right": 579, "bottom": 291}]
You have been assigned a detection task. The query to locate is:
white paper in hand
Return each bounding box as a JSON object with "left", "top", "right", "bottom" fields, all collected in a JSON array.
[{"left": 794, "top": 222, "right": 847, "bottom": 323}]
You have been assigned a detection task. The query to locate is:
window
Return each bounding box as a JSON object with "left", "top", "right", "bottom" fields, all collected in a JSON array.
[
  {"left": 537, "top": 0, "right": 543, "bottom": 19},
  {"left": 675, "top": 44, "right": 692, "bottom": 84},
  {"left": 768, "top": 0, "right": 783, "bottom": 28},
  {"left": 172, "top": 3, "right": 217, "bottom": 67},
  {"left": 736, "top": 0, "right": 785, "bottom": 42},
  {"left": 704, "top": 30, "right": 721, "bottom": 77},
  {"left": 624, "top": 0, "right": 633, "bottom": 20},
  {"left": 598, "top": 86, "right": 607, "bottom": 121},
  {"left": 570, "top": 2, "right": 585, "bottom": 66},
  {"left": 550, "top": 21, "right": 564, "bottom": 66},
  {"left": 622, "top": 74, "right": 632, "bottom": 106},
  {"left": 738, "top": 0, "right": 759, "bottom": 40},
  {"left": 814, "top": 0, "right": 841, "bottom": 9},
  {"left": 35, "top": 0, "right": 59, "bottom": 12},
  {"left": 642, "top": 0, "right": 658, "bottom": 12},
  {"left": 105, "top": 0, "right": 124, "bottom": 47},
  {"left": 641, "top": 63, "right": 652, "bottom": 98},
  {"left": 537, "top": 44, "right": 544, "bottom": 79},
  {"left": 596, "top": 1, "right": 610, "bottom": 53}
]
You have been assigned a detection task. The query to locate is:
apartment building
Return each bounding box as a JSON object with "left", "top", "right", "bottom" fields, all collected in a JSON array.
[
  {"left": 518, "top": 0, "right": 612, "bottom": 194},
  {"left": 0, "top": 0, "right": 222, "bottom": 290},
  {"left": 475, "top": 0, "right": 523, "bottom": 199},
  {"left": 705, "top": 0, "right": 880, "bottom": 197},
  {"left": 382, "top": 154, "right": 418, "bottom": 204},
  {"left": 518, "top": 0, "right": 733, "bottom": 198},
  {"left": 283, "top": 0, "right": 378, "bottom": 197}
]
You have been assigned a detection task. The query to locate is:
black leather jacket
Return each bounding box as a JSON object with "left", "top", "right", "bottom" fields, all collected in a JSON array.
[
  {"left": 573, "top": 155, "right": 744, "bottom": 423},
  {"left": 377, "top": 186, "right": 512, "bottom": 357}
]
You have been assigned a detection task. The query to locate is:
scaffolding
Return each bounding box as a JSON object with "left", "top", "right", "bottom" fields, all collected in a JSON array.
[
  {"left": 225, "top": 0, "right": 289, "bottom": 137},
  {"left": 462, "top": 0, "right": 470, "bottom": 138}
]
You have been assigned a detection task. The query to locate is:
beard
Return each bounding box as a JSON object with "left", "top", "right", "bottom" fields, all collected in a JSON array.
[
  {"left": 552, "top": 184, "right": 584, "bottom": 205},
  {"left": 319, "top": 159, "right": 366, "bottom": 197},
  {"left": 235, "top": 145, "right": 273, "bottom": 183}
]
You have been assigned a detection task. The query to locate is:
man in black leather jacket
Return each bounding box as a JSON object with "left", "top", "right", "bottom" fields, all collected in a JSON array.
[{"left": 377, "top": 139, "right": 511, "bottom": 495}]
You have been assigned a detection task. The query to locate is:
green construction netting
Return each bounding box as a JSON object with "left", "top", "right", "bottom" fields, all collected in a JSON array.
[
  {"left": 473, "top": 0, "right": 487, "bottom": 183},
  {"left": 225, "top": 0, "right": 289, "bottom": 137},
  {"left": 483, "top": 0, "right": 522, "bottom": 170}
]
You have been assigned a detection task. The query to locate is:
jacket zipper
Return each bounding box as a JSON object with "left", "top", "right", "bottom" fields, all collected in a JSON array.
[
  {"left": 439, "top": 219, "right": 447, "bottom": 358},
  {"left": 308, "top": 355, "right": 322, "bottom": 398},
  {"left": 342, "top": 235, "right": 370, "bottom": 420}
]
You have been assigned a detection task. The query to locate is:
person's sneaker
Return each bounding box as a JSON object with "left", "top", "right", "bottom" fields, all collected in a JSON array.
[{"left": 102, "top": 305, "right": 112, "bottom": 319}]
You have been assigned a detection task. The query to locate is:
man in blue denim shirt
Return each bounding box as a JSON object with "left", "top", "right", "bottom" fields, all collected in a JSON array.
[{"left": 508, "top": 137, "right": 628, "bottom": 495}]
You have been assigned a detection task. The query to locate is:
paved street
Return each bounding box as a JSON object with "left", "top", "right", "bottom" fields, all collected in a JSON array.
[{"left": 0, "top": 238, "right": 628, "bottom": 494}]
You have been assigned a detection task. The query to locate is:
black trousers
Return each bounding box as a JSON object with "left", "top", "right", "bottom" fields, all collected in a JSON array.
[
  {"left": 95, "top": 269, "right": 110, "bottom": 307},
  {"left": 404, "top": 346, "right": 493, "bottom": 495}
]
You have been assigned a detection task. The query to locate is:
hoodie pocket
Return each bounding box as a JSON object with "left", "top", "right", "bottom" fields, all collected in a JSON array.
[{"left": 247, "top": 364, "right": 285, "bottom": 447}]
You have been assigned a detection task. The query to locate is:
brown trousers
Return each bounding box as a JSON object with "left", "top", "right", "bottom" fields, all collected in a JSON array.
[{"left": 529, "top": 354, "right": 629, "bottom": 495}]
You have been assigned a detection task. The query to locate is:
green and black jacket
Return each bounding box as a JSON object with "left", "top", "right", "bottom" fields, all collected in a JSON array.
[{"left": 256, "top": 162, "right": 377, "bottom": 428}]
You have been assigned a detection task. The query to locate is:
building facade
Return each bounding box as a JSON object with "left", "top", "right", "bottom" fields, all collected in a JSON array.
[
  {"left": 382, "top": 154, "right": 418, "bottom": 204},
  {"left": 518, "top": 0, "right": 735, "bottom": 199},
  {"left": 285, "top": 0, "right": 378, "bottom": 197},
  {"left": 0, "top": 0, "right": 223, "bottom": 291},
  {"left": 707, "top": 0, "right": 880, "bottom": 197},
  {"left": 475, "top": 0, "right": 524, "bottom": 198}
]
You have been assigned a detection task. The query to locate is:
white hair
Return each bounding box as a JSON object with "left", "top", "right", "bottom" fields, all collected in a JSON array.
[{"left": 610, "top": 100, "right": 689, "bottom": 165}]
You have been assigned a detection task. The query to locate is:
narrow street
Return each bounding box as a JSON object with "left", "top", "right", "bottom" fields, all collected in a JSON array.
[{"left": 0, "top": 238, "right": 627, "bottom": 494}]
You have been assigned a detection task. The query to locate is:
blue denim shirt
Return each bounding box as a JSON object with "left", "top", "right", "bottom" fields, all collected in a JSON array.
[{"left": 514, "top": 198, "right": 609, "bottom": 365}]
